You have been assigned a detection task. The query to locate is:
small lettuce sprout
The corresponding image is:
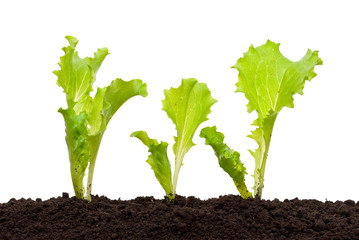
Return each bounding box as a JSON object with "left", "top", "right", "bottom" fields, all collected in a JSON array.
[
  {"left": 131, "top": 79, "right": 216, "bottom": 201},
  {"left": 55, "top": 36, "right": 147, "bottom": 201},
  {"left": 201, "top": 40, "right": 322, "bottom": 199}
]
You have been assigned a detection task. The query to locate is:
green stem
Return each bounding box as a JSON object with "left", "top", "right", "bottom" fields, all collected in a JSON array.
[
  {"left": 85, "top": 159, "right": 96, "bottom": 201},
  {"left": 71, "top": 169, "right": 85, "bottom": 199},
  {"left": 84, "top": 134, "right": 103, "bottom": 201},
  {"left": 254, "top": 113, "right": 277, "bottom": 198},
  {"left": 171, "top": 152, "right": 185, "bottom": 199}
]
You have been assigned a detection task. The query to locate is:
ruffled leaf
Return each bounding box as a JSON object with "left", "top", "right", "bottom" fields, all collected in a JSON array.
[
  {"left": 232, "top": 40, "right": 322, "bottom": 197},
  {"left": 131, "top": 131, "right": 173, "bottom": 199},
  {"left": 162, "top": 78, "right": 217, "bottom": 196},
  {"left": 200, "top": 126, "right": 252, "bottom": 199}
]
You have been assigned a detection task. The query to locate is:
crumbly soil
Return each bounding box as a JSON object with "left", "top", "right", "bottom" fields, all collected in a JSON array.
[{"left": 1, "top": 193, "right": 359, "bottom": 240}]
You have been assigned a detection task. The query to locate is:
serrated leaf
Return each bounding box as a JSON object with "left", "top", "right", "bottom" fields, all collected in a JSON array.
[
  {"left": 162, "top": 78, "right": 217, "bottom": 196},
  {"left": 131, "top": 131, "right": 173, "bottom": 198},
  {"left": 200, "top": 126, "right": 252, "bottom": 199},
  {"left": 54, "top": 36, "right": 109, "bottom": 109},
  {"left": 232, "top": 40, "right": 322, "bottom": 197},
  {"left": 232, "top": 40, "right": 322, "bottom": 120},
  {"left": 162, "top": 78, "right": 217, "bottom": 161},
  {"left": 102, "top": 78, "right": 148, "bottom": 125}
]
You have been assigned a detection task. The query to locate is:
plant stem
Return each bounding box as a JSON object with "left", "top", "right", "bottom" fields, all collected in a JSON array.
[
  {"left": 84, "top": 134, "right": 103, "bottom": 201},
  {"left": 71, "top": 171, "right": 85, "bottom": 199},
  {"left": 172, "top": 152, "right": 185, "bottom": 199},
  {"left": 85, "top": 160, "right": 96, "bottom": 201},
  {"left": 253, "top": 113, "right": 277, "bottom": 198}
]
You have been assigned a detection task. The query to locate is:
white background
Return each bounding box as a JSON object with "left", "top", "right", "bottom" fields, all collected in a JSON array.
[{"left": 0, "top": 0, "right": 358, "bottom": 203}]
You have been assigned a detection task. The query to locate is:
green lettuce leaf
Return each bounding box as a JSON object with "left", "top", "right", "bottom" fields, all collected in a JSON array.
[
  {"left": 55, "top": 36, "right": 147, "bottom": 200},
  {"left": 130, "top": 131, "right": 173, "bottom": 199},
  {"left": 232, "top": 40, "right": 322, "bottom": 197},
  {"left": 200, "top": 126, "right": 252, "bottom": 199},
  {"left": 57, "top": 108, "right": 89, "bottom": 199},
  {"left": 162, "top": 78, "right": 217, "bottom": 197},
  {"left": 54, "top": 36, "right": 109, "bottom": 112},
  {"left": 103, "top": 78, "right": 148, "bottom": 125}
]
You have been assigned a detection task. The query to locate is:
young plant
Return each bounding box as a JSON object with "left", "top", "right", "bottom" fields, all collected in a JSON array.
[
  {"left": 55, "top": 36, "right": 148, "bottom": 201},
  {"left": 131, "top": 78, "right": 216, "bottom": 201},
  {"left": 201, "top": 40, "right": 322, "bottom": 199}
]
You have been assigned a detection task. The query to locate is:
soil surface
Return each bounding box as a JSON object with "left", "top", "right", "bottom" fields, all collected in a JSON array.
[{"left": 1, "top": 193, "right": 359, "bottom": 239}]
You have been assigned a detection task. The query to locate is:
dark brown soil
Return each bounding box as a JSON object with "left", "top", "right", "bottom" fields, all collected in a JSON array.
[{"left": 1, "top": 193, "right": 359, "bottom": 240}]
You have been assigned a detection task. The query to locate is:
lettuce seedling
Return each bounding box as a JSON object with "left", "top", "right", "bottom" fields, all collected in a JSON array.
[
  {"left": 201, "top": 40, "right": 322, "bottom": 199},
  {"left": 131, "top": 79, "right": 216, "bottom": 201},
  {"left": 54, "top": 36, "right": 147, "bottom": 201}
]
